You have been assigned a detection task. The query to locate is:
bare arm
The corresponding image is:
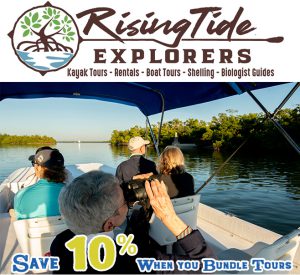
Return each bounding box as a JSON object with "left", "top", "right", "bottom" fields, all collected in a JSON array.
[{"left": 132, "top": 172, "right": 153, "bottom": 180}]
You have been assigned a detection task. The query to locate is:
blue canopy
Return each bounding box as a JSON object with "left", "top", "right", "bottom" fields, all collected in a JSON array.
[{"left": 0, "top": 82, "right": 285, "bottom": 116}]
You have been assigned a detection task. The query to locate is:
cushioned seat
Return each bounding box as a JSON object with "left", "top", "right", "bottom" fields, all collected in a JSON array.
[{"left": 13, "top": 215, "right": 68, "bottom": 273}]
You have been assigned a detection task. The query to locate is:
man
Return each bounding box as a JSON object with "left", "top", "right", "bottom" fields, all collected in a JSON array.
[
  {"left": 50, "top": 171, "right": 214, "bottom": 273},
  {"left": 116, "top": 136, "right": 157, "bottom": 183}
]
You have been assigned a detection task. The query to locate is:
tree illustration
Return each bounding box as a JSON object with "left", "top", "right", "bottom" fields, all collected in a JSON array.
[{"left": 17, "top": 7, "right": 76, "bottom": 53}]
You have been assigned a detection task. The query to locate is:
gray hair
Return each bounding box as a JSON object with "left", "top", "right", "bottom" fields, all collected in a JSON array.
[{"left": 59, "top": 171, "right": 120, "bottom": 235}]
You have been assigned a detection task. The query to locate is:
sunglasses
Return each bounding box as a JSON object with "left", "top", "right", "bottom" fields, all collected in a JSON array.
[{"left": 31, "top": 161, "right": 39, "bottom": 166}]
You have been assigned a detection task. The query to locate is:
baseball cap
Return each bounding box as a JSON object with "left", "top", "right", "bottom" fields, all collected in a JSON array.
[
  {"left": 31, "top": 149, "right": 64, "bottom": 169},
  {"left": 28, "top": 146, "right": 53, "bottom": 162},
  {"left": 128, "top": 136, "right": 150, "bottom": 151}
]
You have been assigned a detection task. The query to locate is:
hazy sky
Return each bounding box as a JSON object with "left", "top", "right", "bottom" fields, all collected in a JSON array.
[{"left": 0, "top": 83, "right": 299, "bottom": 141}]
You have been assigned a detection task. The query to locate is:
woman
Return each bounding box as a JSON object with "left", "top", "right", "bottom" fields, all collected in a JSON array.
[
  {"left": 157, "top": 146, "right": 195, "bottom": 198},
  {"left": 13, "top": 148, "right": 66, "bottom": 220}
]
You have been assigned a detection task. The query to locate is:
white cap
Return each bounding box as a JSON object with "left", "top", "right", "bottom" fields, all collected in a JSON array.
[{"left": 128, "top": 136, "right": 150, "bottom": 151}]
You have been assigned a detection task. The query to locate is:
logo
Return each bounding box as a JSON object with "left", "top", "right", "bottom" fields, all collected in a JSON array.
[
  {"left": 8, "top": 3, "right": 284, "bottom": 77},
  {"left": 9, "top": 2, "right": 81, "bottom": 75}
]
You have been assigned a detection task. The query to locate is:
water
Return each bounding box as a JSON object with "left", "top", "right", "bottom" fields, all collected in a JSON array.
[
  {"left": 17, "top": 50, "right": 73, "bottom": 71},
  {"left": 0, "top": 143, "right": 299, "bottom": 235}
]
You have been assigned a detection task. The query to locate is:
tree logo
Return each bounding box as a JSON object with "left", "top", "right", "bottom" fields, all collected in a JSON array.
[{"left": 9, "top": 2, "right": 80, "bottom": 75}]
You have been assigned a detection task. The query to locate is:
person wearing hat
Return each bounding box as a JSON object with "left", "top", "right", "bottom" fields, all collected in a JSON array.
[
  {"left": 13, "top": 148, "right": 66, "bottom": 220},
  {"left": 116, "top": 136, "right": 158, "bottom": 183},
  {"left": 26, "top": 146, "right": 73, "bottom": 187}
]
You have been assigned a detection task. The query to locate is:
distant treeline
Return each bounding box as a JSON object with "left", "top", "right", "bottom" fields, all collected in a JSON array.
[
  {"left": 0, "top": 134, "right": 56, "bottom": 145},
  {"left": 111, "top": 106, "right": 300, "bottom": 153}
]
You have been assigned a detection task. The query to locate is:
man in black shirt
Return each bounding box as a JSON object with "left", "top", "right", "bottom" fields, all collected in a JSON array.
[{"left": 116, "top": 136, "right": 157, "bottom": 183}]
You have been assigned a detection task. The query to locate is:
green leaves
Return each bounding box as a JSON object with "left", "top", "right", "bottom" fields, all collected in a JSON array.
[
  {"left": 64, "top": 26, "right": 75, "bottom": 42},
  {"left": 65, "top": 32, "right": 75, "bottom": 42},
  {"left": 32, "top": 24, "right": 41, "bottom": 29},
  {"left": 22, "top": 10, "right": 42, "bottom": 34},
  {"left": 32, "top": 12, "right": 39, "bottom": 23},
  {"left": 21, "top": 16, "right": 31, "bottom": 36},
  {"left": 42, "top": 7, "right": 60, "bottom": 20},
  {"left": 20, "top": 8, "right": 76, "bottom": 42},
  {"left": 23, "top": 29, "right": 30, "bottom": 37},
  {"left": 25, "top": 16, "right": 30, "bottom": 26}
]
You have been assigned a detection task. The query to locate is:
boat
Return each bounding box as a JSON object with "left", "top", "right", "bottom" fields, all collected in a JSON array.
[
  {"left": 172, "top": 132, "right": 197, "bottom": 149},
  {"left": 0, "top": 82, "right": 299, "bottom": 274}
]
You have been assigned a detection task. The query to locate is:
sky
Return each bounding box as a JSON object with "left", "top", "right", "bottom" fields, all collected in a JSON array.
[{"left": 0, "top": 83, "right": 299, "bottom": 141}]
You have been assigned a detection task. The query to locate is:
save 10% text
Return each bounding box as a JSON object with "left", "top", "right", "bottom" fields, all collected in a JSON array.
[{"left": 66, "top": 233, "right": 138, "bottom": 272}]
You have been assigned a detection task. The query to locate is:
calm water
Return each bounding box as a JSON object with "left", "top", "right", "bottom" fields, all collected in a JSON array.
[{"left": 0, "top": 143, "right": 299, "bottom": 235}]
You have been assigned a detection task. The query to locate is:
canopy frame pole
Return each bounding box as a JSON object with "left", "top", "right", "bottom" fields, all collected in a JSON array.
[
  {"left": 144, "top": 89, "right": 165, "bottom": 157},
  {"left": 272, "top": 82, "right": 300, "bottom": 117},
  {"left": 153, "top": 90, "right": 165, "bottom": 147},
  {"left": 246, "top": 84, "right": 300, "bottom": 155},
  {"left": 145, "top": 118, "right": 149, "bottom": 157},
  {"left": 146, "top": 116, "right": 160, "bottom": 156}
]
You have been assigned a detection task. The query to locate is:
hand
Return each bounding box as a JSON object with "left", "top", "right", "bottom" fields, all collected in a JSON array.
[
  {"left": 145, "top": 179, "right": 176, "bottom": 221},
  {"left": 9, "top": 208, "right": 16, "bottom": 221},
  {"left": 132, "top": 172, "right": 153, "bottom": 180},
  {"left": 145, "top": 179, "right": 187, "bottom": 237}
]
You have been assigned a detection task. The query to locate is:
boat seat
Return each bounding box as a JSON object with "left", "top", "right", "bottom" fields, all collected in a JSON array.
[
  {"left": 218, "top": 228, "right": 300, "bottom": 273},
  {"left": 13, "top": 215, "right": 68, "bottom": 257},
  {"left": 149, "top": 194, "right": 200, "bottom": 246}
]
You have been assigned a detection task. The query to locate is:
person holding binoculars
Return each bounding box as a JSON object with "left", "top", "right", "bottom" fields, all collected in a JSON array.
[{"left": 51, "top": 171, "right": 214, "bottom": 274}]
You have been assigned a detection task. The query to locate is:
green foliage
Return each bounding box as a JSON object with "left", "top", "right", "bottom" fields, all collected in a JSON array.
[
  {"left": 110, "top": 107, "right": 300, "bottom": 154},
  {"left": 110, "top": 118, "right": 207, "bottom": 147},
  {"left": 21, "top": 11, "right": 43, "bottom": 36},
  {"left": 0, "top": 134, "right": 56, "bottom": 145},
  {"left": 111, "top": 126, "right": 148, "bottom": 145},
  {"left": 21, "top": 8, "right": 75, "bottom": 42}
]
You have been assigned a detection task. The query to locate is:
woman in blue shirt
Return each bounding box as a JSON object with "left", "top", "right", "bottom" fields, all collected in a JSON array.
[{"left": 14, "top": 148, "right": 66, "bottom": 220}]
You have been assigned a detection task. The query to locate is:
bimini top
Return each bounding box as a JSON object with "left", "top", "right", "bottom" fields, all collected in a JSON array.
[{"left": 0, "top": 82, "right": 285, "bottom": 116}]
